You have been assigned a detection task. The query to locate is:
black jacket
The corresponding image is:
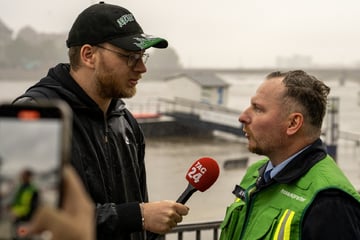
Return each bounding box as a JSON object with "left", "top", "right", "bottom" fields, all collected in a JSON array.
[{"left": 14, "top": 63, "right": 147, "bottom": 240}]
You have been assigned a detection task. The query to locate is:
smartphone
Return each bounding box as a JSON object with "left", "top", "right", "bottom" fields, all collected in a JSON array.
[{"left": 0, "top": 101, "right": 72, "bottom": 239}]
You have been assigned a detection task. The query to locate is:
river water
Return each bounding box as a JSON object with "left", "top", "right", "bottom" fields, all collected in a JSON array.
[{"left": 0, "top": 74, "right": 360, "bottom": 225}]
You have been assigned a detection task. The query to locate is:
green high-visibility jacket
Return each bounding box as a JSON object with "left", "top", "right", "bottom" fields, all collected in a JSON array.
[
  {"left": 220, "top": 142, "right": 360, "bottom": 240},
  {"left": 11, "top": 184, "right": 38, "bottom": 220}
]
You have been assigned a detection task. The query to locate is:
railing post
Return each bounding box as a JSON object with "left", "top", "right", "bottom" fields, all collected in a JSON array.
[
  {"left": 196, "top": 230, "right": 201, "bottom": 240},
  {"left": 163, "top": 220, "right": 222, "bottom": 240},
  {"left": 213, "top": 228, "right": 219, "bottom": 240}
]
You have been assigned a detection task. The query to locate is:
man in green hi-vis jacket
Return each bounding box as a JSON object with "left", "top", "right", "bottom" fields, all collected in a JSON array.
[
  {"left": 9, "top": 169, "right": 39, "bottom": 237},
  {"left": 220, "top": 70, "right": 360, "bottom": 240}
]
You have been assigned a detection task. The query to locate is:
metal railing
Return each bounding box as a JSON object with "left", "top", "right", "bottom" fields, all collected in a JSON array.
[{"left": 158, "top": 220, "right": 222, "bottom": 240}]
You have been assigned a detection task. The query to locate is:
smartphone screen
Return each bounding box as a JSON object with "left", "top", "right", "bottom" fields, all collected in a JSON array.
[{"left": 0, "top": 101, "right": 72, "bottom": 239}]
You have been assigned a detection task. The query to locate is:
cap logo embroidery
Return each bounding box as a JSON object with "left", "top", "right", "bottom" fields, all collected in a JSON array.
[
  {"left": 117, "top": 14, "right": 135, "bottom": 28},
  {"left": 133, "top": 34, "right": 158, "bottom": 49}
]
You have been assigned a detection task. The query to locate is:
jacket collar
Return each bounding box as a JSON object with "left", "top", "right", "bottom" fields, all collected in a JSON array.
[
  {"left": 256, "top": 139, "right": 327, "bottom": 186},
  {"left": 29, "top": 63, "right": 126, "bottom": 117}
]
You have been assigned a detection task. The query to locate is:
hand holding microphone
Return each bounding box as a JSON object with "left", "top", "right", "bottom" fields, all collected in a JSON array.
[
  {"left": 146, "top": 157, "right": 220, "bottom": 239},
  {"left": 141, "top": 201, "right": 189, "bottom": 235}
]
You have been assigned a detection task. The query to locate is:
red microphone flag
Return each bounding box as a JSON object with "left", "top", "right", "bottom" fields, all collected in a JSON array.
[{"left": 185, "top": 157, "right": 220, "bottom": 192}]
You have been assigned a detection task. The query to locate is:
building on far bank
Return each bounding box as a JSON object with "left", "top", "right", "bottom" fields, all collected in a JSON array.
[{"left": 165, "top": 72, "right": 230, "bottom": 106}]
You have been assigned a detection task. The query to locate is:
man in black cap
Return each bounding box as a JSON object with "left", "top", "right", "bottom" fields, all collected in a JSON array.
[{"left": 13, "top": 2, "right": 189, "bottom": 239}]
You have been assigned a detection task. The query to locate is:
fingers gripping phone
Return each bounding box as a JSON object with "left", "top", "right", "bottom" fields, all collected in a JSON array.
[{"left": 0, "top": 101, "right": 72, "bottom": 239}]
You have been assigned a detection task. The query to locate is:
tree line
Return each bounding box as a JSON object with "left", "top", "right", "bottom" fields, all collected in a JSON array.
[
  {"left": 0, "top": 22, "right": 68, "bottom": 70},
  {"left": 0, "top": 23, "right": 182, "bottom": 72}
]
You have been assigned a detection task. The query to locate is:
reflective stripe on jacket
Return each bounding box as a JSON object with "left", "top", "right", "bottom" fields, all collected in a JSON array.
[{"left": 220, "top": 142, "right": 360, "bottom": 240}]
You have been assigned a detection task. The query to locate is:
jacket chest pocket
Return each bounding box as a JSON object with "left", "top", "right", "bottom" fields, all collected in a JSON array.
[
  {"left": 220, "top": 200, "right": 246, "bottom": 240},
  {"left": 220, "top": 202, "right": 294, "bottom": 240},
  {"left": 246, "top": 208, "right": 295, "bottom": 240}
]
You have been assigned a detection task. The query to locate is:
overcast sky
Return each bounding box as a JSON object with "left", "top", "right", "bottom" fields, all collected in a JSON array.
[{"left": 1, "top": 0, "right": 360, "bottom": 68}]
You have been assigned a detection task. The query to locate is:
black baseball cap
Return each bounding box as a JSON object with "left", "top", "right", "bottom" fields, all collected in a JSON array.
[{"left": 66, "top": 1, "right": 168, "bottom": 51}]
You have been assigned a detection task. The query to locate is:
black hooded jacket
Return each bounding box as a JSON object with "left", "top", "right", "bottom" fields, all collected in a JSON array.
[{"left": 14, "top": 63, "right": 147, "bottom": 240}]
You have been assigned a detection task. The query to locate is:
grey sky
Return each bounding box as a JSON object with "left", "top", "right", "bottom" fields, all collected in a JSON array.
[{"left": 1, "top": 0, "right": 360, "bottom": 68}]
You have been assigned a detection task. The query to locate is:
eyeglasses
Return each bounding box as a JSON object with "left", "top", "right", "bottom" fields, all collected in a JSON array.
[{"left": 96, "top": 45, "right": 149, "bottom": 67}]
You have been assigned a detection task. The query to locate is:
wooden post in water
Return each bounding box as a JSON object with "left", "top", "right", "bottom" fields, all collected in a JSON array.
[{"left": 325, "top": 97, "right": 339, "bottom": 162}]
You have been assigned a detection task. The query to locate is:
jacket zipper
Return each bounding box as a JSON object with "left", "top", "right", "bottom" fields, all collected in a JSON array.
[
  {"left": 105, "top": 114, "right": 122, "bottom": 203},
  {"left": 104, "top": 114, "right": 109, "bottom": 143},
  {"left": 103, "top": 116, "right": 114, "bottom": 202},
  {"left": 239, "top": 183, "right": 258, "bottom": 240}
]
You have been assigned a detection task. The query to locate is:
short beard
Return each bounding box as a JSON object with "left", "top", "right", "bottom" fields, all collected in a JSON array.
[
  {"left": 95, "top": 67, "right": 136, "bottom": 99},
  {"left": 250, "top": 146, "right": 265, "bottom": 156},
  {"left": 247, "top": 137, "right": 267, "bottom": 156}
]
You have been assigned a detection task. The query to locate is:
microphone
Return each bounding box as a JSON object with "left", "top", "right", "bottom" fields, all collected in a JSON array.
[
  {"left": 176, "top": 157, "right": 220, "bottom": 203},
  {"left": 147, "top": 157, "right": 220, "bottom": 240}
]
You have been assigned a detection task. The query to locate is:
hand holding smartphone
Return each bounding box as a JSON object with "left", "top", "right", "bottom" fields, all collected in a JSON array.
[{"left": 0, "top": 101, "right": 72, "bottom": 239}]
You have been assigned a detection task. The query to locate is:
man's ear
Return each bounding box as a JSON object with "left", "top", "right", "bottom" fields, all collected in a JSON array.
[
  {"left": 287, "top": 112, "right": 303, "bottom": 135},
  {"left": 80, "top": 44, "right": 96, "bottom": 68}
]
